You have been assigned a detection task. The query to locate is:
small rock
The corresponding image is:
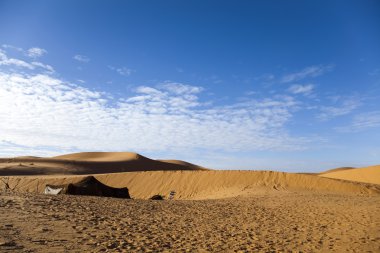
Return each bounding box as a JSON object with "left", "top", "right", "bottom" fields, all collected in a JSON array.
[{"left": 0, "top": 241, "right": 16, "bottom": 247}]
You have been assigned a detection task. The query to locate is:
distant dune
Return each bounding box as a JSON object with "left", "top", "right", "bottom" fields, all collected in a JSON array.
[
  {"left": 320, "top": 165, "right": 380, "bottom": 185},
  {"left": 0, "top": 152, "right": 208, "bottom": 176}
]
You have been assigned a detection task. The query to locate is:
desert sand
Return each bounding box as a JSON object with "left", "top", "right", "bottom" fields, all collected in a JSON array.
[
  {"left": 1, "top": 190, "right": 379, "bottom": 252},
  {"left": 1, "top": 152, "right": 380, "bottom": 252}
]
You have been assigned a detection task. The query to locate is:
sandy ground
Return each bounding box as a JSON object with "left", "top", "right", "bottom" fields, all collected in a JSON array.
[{"left": 1, "top": 190, "right": 379, "bottom": 253}]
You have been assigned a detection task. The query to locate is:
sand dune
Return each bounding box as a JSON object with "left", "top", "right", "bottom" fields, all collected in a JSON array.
[
  {"left": 319, "top": 167, "right": 355, "bottom": 174},
  {"left": 1, "top": 152, "right": 379, "bottom": 198},
  {"left": 320, "top": 165, "right": 380, "bottom": 185},
  {"left": 0, "top": 152, "right": 208, "bottom": 176},
  {"left": 2, "top": 170, "right": 380, "bottom": 199}
]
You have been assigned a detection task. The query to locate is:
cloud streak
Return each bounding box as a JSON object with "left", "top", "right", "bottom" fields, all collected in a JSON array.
[
  {"left": 282, "top": 64, "right": 334, "bottom": 83},
  {"left": 336, "top": 111, "right": 380, "bottom": 132},
  {"left": 288, "top": 84, "right": 314, "bottom": 95},
  {"left": 0, "top": 49, "right": 54, "bottom": 72},
  {"left": 317, "top": 97, "right": 361, "bottom": 121}
]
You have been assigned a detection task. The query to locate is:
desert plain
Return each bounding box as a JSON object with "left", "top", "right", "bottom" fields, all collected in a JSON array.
[{"left": 0, "top": 152, "right": 379, "bottom": 252}]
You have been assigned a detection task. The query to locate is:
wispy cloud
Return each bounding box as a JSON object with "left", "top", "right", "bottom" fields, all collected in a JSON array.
[
  {"left": 73, "top": 54, "right": 90, "bottom": 63},
  {"left": 336, "top": 111, "right": 380, "bottom": 132},
  {"left": 116, "top": 67, "right": 133, "bottom": 76},
  {"left": 2, "top": 44, "right": 23, "bottom": 52},
  {"left": 0, "top": 50, "right": 305, "bottom": 156},
  {"left": 26, "top": 47, "right": 47, "bottom": 58},
  {"left": 0, "top": 49, "right": 53, "bottom": 72},
  {"left": 282, "top": 64, "right": 334, "bottom": 83},
  {"left": 288, "top": 84, "right": 314, "bottom": 95},
  {"left": 31, "top": 62, "right": 54, "bottom": 72},
  {"left": 317, "top": 97, "right": 361, "bottom": 121},
  {"left": 109, "top": 66, "right": 134, "bottom": 76},
  {"left": 0, "top": 49, "right": 34, "bottom": 69}
]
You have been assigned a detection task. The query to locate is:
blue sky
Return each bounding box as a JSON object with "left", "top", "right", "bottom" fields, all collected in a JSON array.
[{"left": 0, "top": 1, "right": 380, "bottom": 171}]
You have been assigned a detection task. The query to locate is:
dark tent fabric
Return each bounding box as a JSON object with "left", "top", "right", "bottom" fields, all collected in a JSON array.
[{"left": 45, "top": 176, "right": 131, "bottom": 198}]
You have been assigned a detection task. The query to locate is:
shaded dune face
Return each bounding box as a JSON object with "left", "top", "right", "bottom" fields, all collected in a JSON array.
[{"left": 0, "top": 152, "right": 208, "bottom": 176}]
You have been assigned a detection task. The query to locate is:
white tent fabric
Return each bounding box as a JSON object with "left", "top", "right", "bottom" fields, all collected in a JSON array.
[{"left": 44, "top": 186, "right": 63, "bottom": 195}]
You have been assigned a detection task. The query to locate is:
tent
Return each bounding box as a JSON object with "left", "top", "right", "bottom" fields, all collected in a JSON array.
[{"left": 44, "top": 176, "right": 131, "bottom": 198}]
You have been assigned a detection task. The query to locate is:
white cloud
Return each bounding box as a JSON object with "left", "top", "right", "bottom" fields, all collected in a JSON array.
[
  {"left": 282, "top": 64, "right": 334, "bottom": 83},
  {"left": 73, "top": 54, "right": 90, "bottom": 63},
  {"left": 336, "top": 111, "right": 380, "bottom": 132},
  {"left": 317, "top": 97, "right": 361, "bottom": 121},
  {"left": 0, "top": 49, "right": 34, "bottom": 69},
  {"left": 0, "top": 52, "right": 306, "bottom": 156},
  {"left": 160, "top": 82, "right": 203, "bottom": 95},
  {"left": 288, "top": 84, "right": 314, "bottom": 95},
  {"left": 26, "top": 47, "right": 47, "bottom": 58},
  {"left": 0, "top": 49, "right": 54, "bottom": 73},
  {"left": 31, "top": 62, "right": 54, "bottom": 72},
  {"left": 0, "top": 50, "right": 309, "bottom": 157}
]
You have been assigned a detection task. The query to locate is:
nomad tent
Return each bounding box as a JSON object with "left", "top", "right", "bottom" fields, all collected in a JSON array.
[{"left": 44, "top": 176, "right": 131, "bottom": 198}]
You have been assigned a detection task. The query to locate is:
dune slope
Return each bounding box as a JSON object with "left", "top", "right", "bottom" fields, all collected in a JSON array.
[
  {"left": 320, "top": 165, "right": 380, "bottom": 185},
  {"left": 2, "top": 170, "right": 379, "bottom": 199},
  {"left": 318, "top": 167, "right": 355, "bottom": 175}
]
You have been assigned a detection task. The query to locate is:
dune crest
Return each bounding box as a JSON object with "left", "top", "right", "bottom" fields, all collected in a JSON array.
[{"left": 53, "top": 152, "right": 143, "bottom": 162}]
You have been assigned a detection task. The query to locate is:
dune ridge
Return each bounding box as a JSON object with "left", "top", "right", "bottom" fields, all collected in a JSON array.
[{"left": 53, "top": 152, "right": 142, "bottom": 162}]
